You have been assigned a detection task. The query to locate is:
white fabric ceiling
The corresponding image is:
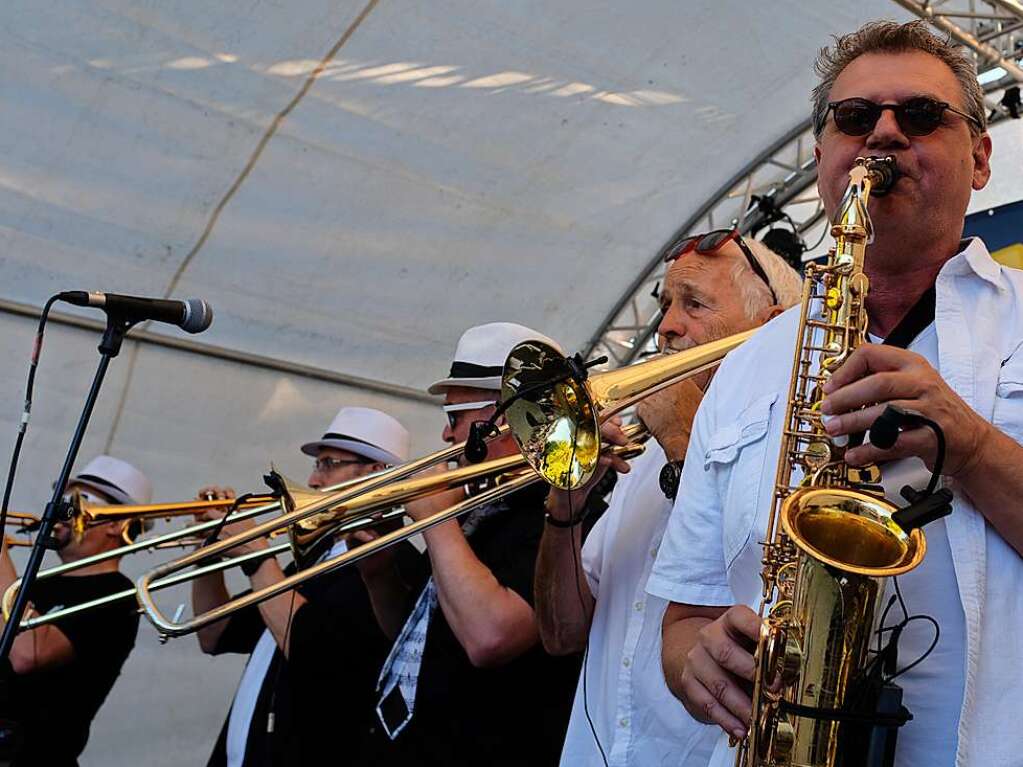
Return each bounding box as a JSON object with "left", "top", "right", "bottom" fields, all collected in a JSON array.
[
  {"left": 3, "top": 0, "right": 911, "bottom": 392},
  {"left": 22, "top": 1, "right": 1023, "bottom": 765}
]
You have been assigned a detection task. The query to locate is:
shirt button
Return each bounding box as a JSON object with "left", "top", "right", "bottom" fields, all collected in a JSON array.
[
  {"left": 634, "top": 600, "right": 644, "bottom": 612},
  {"left": 650, "top": 547, "right": 658, "bottom": 559},
  {"left": 619, "top": 717, "right": 630, "bottom": 728},
  {"left": 622, "top": 657, "right": 631, "bottom": 667}
]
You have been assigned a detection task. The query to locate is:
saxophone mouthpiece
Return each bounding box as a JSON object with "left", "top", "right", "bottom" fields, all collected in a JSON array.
[{"left": 863, "top": 155, "right": 900, "bottom": 196}]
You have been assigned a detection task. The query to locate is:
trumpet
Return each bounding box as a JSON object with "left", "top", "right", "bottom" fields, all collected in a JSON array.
[
  {"left": 136, "top": 424, "right": 650, "bottom": 638},
  {"left": 2, "top": 512, "right": 40, "bottom": 548},
  {"left": 69, "top": 492, "right": 279, "bottom": 545},
  {"left": 0, "top": 472, "right": 381, "bottom": 631}
]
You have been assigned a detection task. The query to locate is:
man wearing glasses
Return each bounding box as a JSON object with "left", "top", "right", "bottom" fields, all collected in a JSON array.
[
  {"left": 0, "top": 455, "right": 151, "bottom": 766},
  {"left": 655, "top": 20, "right": 1023, "bottom": 767},
  {"left": 534, "top": 234, "right": 801, "bottom": 767},
  {"left": 194, "top": 407, "right": 413, "bottom": 767},
  {"left": 359, "top": 322, "right": 593, "bottom": 766}
]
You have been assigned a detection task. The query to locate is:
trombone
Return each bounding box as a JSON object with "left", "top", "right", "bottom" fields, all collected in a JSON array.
[
  {"left": 500, "top": 329, "right": 755, "bottom": 490},
  {"left": 136, "top": 429, "right": 648, "bottom": 638},
  {"left": 136, "top": 328, "right": 753, "bottom": 638}
]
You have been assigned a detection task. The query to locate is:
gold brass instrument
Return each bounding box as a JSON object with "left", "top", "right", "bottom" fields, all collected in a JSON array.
[
  {"left": 69, "top": 492, "right": 278, "bottom": 545},
  {"left": 502, "top": 330, "right": 755, "bottom": 489},
  {"left": 2, "top": 512, "right": 40, "bottom": 548},
  {"left": 737, "top": 156, "right": 926, "bottom": 767},
  {"left": 0, "top": 473, "right": 373, "bottom": 631},
  {"left": 136, "top": 425, "right": 649, "bottom": 638}
]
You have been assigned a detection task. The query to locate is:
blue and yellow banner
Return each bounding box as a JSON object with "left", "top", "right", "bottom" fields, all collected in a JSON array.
[{"left": 965, "top": 200, "right": 1023, "bottom": 269}]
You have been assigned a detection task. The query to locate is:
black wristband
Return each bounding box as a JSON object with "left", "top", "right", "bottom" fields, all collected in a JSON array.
[
  {"left": 544, "top": 512, "right": 582, "bottom": 528},
  {"left": 240, "top": 556, "right": 270, "bottom": 578}
]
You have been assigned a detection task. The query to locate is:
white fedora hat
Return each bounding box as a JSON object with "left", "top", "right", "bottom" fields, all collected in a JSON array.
[
  {"left": 69, "top": 455, "right": 152, "bottom": 506},
  {"left": 427, "top": 322, "right": 562, "bottom": 395},
  {"left": 300, "top": 406, "right": 411, "bottom": 465}
]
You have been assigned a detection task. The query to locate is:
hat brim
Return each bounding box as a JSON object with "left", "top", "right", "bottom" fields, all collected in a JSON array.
[
  {"left": 67, "top": 478, "right": 135, "bottom": 506},
  {"left": 426, "top": 375, "right": 502, "bottom": 396},
  {"left": 299, "top": 439, "right": 401, "bottom": 465}
]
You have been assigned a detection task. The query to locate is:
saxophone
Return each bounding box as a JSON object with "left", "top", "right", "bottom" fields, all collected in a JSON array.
[{"left": 736, "top": 156, "right": 927, "bottom": 767}]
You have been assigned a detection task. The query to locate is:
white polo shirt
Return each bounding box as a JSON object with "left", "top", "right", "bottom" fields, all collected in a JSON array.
[
  {"left": 648, "top": 239, "right": 1023, "bottom": 767},
  {"left": 560, "top": 443, "right": 716, "bottom": 767}
]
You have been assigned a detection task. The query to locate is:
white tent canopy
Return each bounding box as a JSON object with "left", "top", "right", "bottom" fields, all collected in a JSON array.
[{"left": 5, "top": 2, "right": 1021, "bottom": 764}]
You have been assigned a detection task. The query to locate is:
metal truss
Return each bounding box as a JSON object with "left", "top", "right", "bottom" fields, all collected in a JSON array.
[{"left": 585, "top": 0, "right": 1023, "bottom": 369}]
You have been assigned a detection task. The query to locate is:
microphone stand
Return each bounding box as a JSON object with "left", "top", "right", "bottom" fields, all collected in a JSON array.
[{"left": 0, "top": 312, "right": 136, "bottom": 660}]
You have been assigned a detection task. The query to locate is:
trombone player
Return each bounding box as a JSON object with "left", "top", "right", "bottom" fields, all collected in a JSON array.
[
  {"left": 534, "top": 234, "right": 800, "bottom": 767},
  {"left": 359, "top": 322, "right": 596, "bottom": 766},
  {"left": 0, "top": 455, "right": 152, "bottom": 767},
  {"left": 193, "top": 406, "right": 413, "bottom": 767}
]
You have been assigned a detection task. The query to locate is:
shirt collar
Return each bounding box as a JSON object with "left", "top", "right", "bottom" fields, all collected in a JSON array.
[{"left": 939, "top": 236, "right": 1004, "bottom": 292}]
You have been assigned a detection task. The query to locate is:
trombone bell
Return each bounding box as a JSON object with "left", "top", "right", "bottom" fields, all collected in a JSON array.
[
  {"left": 502, "top": 341, "right": 601, "bottom": 490},
  {"left": 502, "top": 330, "right": 754, "bottom": 490}
]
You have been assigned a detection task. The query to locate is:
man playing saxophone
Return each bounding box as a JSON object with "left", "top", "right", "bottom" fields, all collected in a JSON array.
[{"left": 652, "top": 20, "right": 1023, "bottom": 767}]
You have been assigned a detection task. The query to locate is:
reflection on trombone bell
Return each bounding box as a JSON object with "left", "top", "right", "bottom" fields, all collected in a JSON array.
[{"left": 135, "top": 425, "right": 649, "bottom": 638}]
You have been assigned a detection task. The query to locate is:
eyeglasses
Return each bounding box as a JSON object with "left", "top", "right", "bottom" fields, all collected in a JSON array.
[
  {"left": 313, "top": 456, "right": 373, "bottom": 473},
  {"left": 824, "top": 96, "right": 981, "bottom": 137},
  {"left": 665, "top": 229, "right": 778, "bottom": 305},
  {"left": 442, "top": 400, "right": 496, "bottom": 429}
]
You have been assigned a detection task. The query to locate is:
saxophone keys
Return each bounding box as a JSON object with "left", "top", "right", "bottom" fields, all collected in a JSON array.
[{"left": 825, "top": 286, "right": 843, "bottom": 310}]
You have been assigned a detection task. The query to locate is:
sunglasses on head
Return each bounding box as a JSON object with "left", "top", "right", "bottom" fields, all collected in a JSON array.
[
  {"left": 824, "top": 96, "right": 981, "bottom": 137},
  {"left": 664, "top": 229, "right": 778, "bottom": 305}
]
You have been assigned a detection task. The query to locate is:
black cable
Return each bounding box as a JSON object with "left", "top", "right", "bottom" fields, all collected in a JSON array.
[
  {"left": 266, "top": 586, "right": 299, "bottom": 734},
  {"left": 199, "top": 492, "right": 264, "bottom": 549},
  {"left": 884, "top": 577, "right": 940, "bottom": 682},
  {"left": 1, "top": 295, "right": 61, "bottom": 552}
]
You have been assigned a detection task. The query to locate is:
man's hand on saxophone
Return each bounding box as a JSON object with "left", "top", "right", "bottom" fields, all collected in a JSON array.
[
  {"left": 819, "top": 343, "right": 993, "bottom": 477},
  {"left": 660, "top": 603, "right": 760, "bottom": 741}
]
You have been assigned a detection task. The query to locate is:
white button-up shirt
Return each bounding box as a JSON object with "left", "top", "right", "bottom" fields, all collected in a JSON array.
[
  {"left": 647, "top": 239, "right": 1023, "bottom": 767},
  {"left": 560, "top": 442, "right": 715, "bottom": 767}
]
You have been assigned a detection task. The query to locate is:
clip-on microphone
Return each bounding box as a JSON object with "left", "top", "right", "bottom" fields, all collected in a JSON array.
[
  {"left": 868, "top": 405, "right": 953, "bottom": 533},
  {"left": 464, "top": 352, "right": 607, "bottom": 463}
]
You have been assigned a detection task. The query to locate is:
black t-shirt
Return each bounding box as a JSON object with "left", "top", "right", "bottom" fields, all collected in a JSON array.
[
  {"left": 206, "top": 542, "right": 423, "bottom": 767},
  {"left": 8, "top": 572, "right": 139, "bottom": 767},
  {"left": 371, "top": 485, "right": 584, "bottom": 767}
]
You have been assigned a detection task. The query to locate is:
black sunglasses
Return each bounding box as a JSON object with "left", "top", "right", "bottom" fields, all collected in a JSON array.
[
  {"left": 824, "top": 96, "right": 981, "bottom": 137},
  {"left": 664, "top": 229, "right": 778, "bottom": 305}
]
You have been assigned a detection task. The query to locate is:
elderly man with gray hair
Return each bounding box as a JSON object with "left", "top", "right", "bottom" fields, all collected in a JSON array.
[{"left": 534, "top": 231, "right": 801, "bottom": 767}]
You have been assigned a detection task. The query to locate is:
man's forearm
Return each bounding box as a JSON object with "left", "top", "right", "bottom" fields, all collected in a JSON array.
[
  {"left": 192, "top": 572, "right": 231, "bottom": 652},
  {"left": 534, "top": 524, "right": 593, "bottom": 655},
  {"left": 250, "top": 558, "right": 307, "bottom": 656},
  {"left": 362, "top": 568, "right": 414, "bottom": 640},
  {"left": 661, "top": 606, "right": 719, "bottom": 707},
  {"left": 424, "top": 520, "right": 537, "bottom": 666},
  {"left": 958, "top": 426, "right": 1023, "bottom": 556}
]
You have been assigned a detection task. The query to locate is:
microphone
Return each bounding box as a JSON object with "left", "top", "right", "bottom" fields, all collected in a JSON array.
[{"left": 58, "top": 291, "right": 213, "bottom": 334}]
